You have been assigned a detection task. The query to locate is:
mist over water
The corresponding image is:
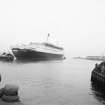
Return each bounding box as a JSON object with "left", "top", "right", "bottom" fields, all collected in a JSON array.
[{"left": 0, "top": 57, "right": 104, "bottom": 105}]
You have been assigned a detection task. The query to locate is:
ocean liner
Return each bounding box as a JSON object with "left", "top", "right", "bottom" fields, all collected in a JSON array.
[{"left": 11, "top": 34, "right": 65, "bottom": 60}]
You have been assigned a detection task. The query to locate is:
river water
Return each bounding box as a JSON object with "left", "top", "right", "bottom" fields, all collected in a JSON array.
[{"left": 0, "top": 57, "right": 104, "bottom": 105}]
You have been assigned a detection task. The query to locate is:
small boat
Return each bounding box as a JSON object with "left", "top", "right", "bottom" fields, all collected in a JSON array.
[
  {"left": 91, "top": 61, "right": 105, "bottom": 85},
  {"left": 0, "top": 52, "right": 14, "bottom": 61}
]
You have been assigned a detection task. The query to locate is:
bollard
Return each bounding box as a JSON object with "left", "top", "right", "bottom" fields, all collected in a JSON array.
[{"left": 1, "top": 84, "right": 19, "bottom": 102}]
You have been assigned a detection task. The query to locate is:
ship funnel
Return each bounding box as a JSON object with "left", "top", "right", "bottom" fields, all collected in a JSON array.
[{"left": 47, "top": 33, "right": 50, "bottom": 42}]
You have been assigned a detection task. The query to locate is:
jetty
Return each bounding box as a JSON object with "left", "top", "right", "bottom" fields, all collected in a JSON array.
[{"left": 91, "top": 61, "right": 105, "bottom": 85}]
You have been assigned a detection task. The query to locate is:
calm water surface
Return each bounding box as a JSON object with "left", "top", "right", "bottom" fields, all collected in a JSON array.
[{"left": 0, "top": 57, "right": 104, "bottom": 105}]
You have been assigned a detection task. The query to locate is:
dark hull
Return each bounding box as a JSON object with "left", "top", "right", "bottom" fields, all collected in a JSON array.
[{"left": 12, "top": 49, "right": 64, "bottom": 61}]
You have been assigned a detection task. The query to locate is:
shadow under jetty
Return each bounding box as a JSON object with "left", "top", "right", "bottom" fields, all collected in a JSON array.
[{"left": 91, "top": 81, "right": 105, "bottom": 103}]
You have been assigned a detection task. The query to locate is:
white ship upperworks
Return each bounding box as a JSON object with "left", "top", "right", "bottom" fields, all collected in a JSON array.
[{"left": 11, "top": 34, "right": 65, "bottom": 60}]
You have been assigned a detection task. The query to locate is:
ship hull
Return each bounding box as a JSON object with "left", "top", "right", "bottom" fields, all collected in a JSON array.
[{"left": 12, "top": 49, "right": 64, "bottom": 61}]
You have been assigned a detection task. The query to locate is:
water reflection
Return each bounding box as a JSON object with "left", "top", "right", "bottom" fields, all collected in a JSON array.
[
  {"left": 14, "top": 59, "right": 65, "bottom": 64},
  {"left": 91, "top": 81, "right": 105, "bottom": 104}
]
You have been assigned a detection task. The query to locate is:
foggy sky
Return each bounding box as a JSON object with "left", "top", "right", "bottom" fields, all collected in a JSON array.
[{"left": 0, "top": 0, "right": 105, "bottom": 57}]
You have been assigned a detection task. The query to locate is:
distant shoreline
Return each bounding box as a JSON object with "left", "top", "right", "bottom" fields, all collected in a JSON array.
[{"left": 73, "top": 56, "right": 105, "bottom": 61}]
